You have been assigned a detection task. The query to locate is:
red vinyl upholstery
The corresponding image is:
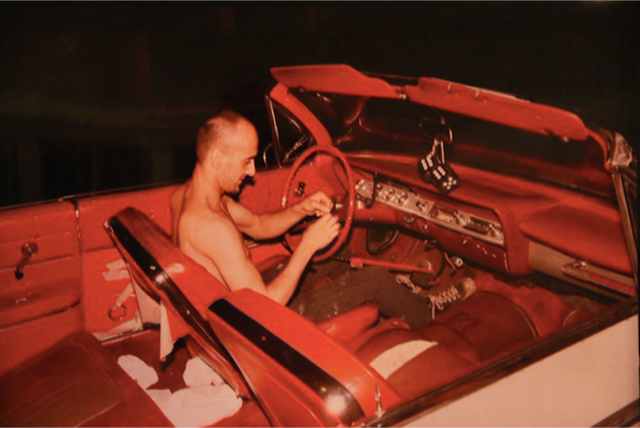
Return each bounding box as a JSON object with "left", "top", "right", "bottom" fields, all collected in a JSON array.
[
  {"left": 105, "top": 207, "right": 250, "bottom": 398},
  {"left": 208, "top": 290, "right": 403, "bottom": 426}
]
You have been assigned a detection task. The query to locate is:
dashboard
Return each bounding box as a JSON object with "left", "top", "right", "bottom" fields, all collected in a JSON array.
[
  {"left": 343, "top": 157, "right": 633, "bottom": 298},
  {"left": 354, "top": 178, "right": 504, "bottom": 247},
  {"left": 348, "top": 171, "right": 510, "bottom": 273}
]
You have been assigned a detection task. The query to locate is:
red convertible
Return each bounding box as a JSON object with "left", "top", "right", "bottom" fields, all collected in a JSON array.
[{"left": 0, "top": 64, "right": 637, "bottom": 426}]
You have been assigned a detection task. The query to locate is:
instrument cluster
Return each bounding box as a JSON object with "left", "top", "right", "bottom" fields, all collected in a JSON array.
[{"left": 354, "top": 178, "right": 504, "bottom": 246}]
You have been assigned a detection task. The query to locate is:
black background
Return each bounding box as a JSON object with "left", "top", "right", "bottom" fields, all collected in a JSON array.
[{"left": 0, "top": 2, "right": 638, "bottom": 207}]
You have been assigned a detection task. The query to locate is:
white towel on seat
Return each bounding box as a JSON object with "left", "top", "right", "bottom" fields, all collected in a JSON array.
[{"left": 370, "top": 339, "right": 437, "bottom": 378}]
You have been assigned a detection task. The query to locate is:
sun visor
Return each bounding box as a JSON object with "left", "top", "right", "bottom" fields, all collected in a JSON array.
[
  {"left": 271, "top": 64, "right": 400, "bottom": 98},
  {"left": 405, "top": 77, "right": 589, "bottom": 141}
]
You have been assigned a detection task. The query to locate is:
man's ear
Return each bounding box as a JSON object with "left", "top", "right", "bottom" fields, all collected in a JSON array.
[{"left": 209, "top": 147, "right": 223, "bottom": 168}]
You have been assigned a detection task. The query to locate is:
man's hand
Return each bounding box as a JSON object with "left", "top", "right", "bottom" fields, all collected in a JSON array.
[
  {"left": 297, "top": 191, "right": 334, "bottom": 217},
  {"left": 300, "top": 213, "right": 341, "bottom": 253}
]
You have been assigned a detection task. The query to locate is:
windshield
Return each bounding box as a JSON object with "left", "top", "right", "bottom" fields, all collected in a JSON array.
[{"left": 290, "top": 89, "right": 615, "bottom": 199}]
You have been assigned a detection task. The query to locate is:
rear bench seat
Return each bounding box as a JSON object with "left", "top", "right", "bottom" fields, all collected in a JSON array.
[
  {"left": 0, "top": 185, "right": 182, "bottom": 426},
  {"left": 0, "top": 330, "right": 172, "bottom": 427}
]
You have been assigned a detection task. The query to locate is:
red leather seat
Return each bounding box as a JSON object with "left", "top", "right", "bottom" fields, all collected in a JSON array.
[
  {"left": 105, "top": 207, "right": 250, "bottom": 397},
  {"left": 353, "top": 290, "right": 538, "bottom": 399},
  {"left": 419, "top": 290, "right": 538, "bottom": 362},
  {"left": 106, "top": 208, "right": 539, "bottom": 419},
  {"left": 317, "top": 302, "right": 412, "bottom": 352}
]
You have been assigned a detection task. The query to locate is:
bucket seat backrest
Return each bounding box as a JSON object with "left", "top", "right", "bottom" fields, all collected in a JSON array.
[{"left": 104, "top": 207, "right": 249, "bottom": 397}]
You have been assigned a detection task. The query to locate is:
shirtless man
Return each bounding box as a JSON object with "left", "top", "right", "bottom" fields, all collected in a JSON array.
[{"left": 171, "top": 110, "right": 340, "bottom": 305}]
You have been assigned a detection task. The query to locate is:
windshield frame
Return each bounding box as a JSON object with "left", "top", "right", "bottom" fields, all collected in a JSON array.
[{"left": 271, "top": 85, "right": 616, "bottom": 200}]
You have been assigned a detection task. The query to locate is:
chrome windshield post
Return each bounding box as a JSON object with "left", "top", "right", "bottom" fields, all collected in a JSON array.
[{"left": 609, "top": 132, "right": 637, "bottom": 285}]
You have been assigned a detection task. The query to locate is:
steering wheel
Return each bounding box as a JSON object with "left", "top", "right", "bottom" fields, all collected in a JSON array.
[{"left": 282, "top": 145, "right": 355, "bottom": 262}]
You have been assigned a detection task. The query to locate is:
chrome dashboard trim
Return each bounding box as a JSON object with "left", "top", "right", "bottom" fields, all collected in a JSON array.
[{"left": 354, "top": 178, "right": 504, "bottom": 246}]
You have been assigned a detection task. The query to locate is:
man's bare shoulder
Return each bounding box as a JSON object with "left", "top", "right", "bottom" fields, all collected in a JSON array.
[
  {"left": 179, "top": 205, "right": 230, "bottom": 233},
  {"left": 179, "top": 206, "right": 241, "bottom": 250},
  {"left": 170, "top": 183, "right": 188, "bottom": 211}
]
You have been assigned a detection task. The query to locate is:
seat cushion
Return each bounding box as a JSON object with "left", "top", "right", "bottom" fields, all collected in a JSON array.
[
  {"left": 355, "top": 328, "right": 477, "bottom": 400},
  {"left": 427, "top": 290, "right": 537, "bottom": 361},
  {"left": 416, "top": 323, "right": 481, "bottom": 364},
  {"left": 317, "top": 301, "right": 380, "bottom": 349},
  {"left": 385, "top": 345, "right": 479, "bottom": 399},
  {"left": 0, "top": 332, "right": 172, "bottom": 427}
]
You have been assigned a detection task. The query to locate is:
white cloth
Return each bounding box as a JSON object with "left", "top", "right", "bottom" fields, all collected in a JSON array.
[
  {"left": 118, "top": 354, "right": 242, "bottom": 426},
  {"left": 183, "top": 356, "right": 224, "bottom": 387},
  {"left": 370, "top": 340, "right": 437, "bottom": 378},
  {"left": 117, "top": 354, "right": 159, "bottom": 389},
  {"left": 147, "top": 384, "right": 242, "bottom": 427}
]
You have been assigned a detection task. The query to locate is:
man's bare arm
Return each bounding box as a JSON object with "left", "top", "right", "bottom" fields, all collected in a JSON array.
[
  {"left": 225, "top": 191, "right": 333, "bottom": 240},
  {"left": 186, "top": 212, "right": 339, "bottom": 305}
]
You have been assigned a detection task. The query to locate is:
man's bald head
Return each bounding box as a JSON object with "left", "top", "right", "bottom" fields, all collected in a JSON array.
[{"left": 196, "top": 109, "right": 252, "bottom": 164}]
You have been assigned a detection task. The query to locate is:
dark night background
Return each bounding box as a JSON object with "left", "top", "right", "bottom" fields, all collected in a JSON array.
[{"left": 0, "top": 2, "right": 638, "bottom": 207}]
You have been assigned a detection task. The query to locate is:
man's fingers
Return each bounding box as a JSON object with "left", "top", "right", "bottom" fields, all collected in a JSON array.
[
  {"left": 312, "top": 192, "right": 334, "bottom": 211},
  {"left": 320, "top": 193, "right": 334, "bottom": 207},
  {"left": 313, "top": 214, "right": 340, "bottom": 231},
  {"left": 320, "top": 214, "right": 339, "bottom": 224},
  {"left": 306, "top": 201, "right": 330, "bottom": 217},
  {"left": 304, "top": 213, "right": 341, "bottom": 251},
  {"left": 326, "top": 215, "right": 341, "bottom": 234},
  {"left": 315, "top": 199, "right": 333, "bottom": 215}
]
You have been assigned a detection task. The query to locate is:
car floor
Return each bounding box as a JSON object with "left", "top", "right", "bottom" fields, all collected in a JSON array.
[
  {"left": 103, "top": 328, "right": 271, "bottom": 427},
  {"left": 0, "top": 331, "right": 174, "bottom": 427}
]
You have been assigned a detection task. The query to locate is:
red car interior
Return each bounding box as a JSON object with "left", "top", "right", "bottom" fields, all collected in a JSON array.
[{"left": 0, "top": 64, "right": 635, "bottom": 427}]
